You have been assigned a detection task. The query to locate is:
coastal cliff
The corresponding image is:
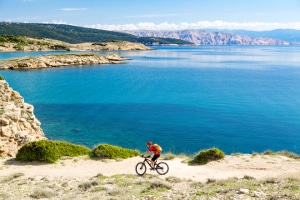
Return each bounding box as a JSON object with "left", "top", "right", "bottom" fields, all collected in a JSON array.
[
  {"left": 0, "top": 79, "right": 46, "bottom": 157},
  {"left": 0, "top": 53, "right": 127, "bottom": 70}
]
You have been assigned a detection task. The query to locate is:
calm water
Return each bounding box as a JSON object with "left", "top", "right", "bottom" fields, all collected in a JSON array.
[{"left": 1, "top": 46, "right": 300, "bottom": 155}]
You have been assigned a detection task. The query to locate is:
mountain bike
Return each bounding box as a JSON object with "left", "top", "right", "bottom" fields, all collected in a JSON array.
[{"left": 135, "top": 155, "right": 169, "bottom": 176}]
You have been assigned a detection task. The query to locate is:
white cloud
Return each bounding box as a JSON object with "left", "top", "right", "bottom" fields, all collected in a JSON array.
[
  {"left": 86, "top": 21, "right": 300, "bottom": 31},
  {"left": 41, "top": 20, "right": 67, "bottom": 24},
  {"left": 124, "top": 13, "right": 185, "bottom": 19},
  {"left": 59, "top": 8, "right": 87, "bottom": 11}
]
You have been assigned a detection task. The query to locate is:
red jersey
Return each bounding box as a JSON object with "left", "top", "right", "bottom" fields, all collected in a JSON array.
[{"left": 149, "top": 145, "right": 160, "bottom": 155}]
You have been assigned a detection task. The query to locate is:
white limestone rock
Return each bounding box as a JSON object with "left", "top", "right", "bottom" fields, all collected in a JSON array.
[{"left": 0, "top": 80, "right": 46, "bottom": 157}]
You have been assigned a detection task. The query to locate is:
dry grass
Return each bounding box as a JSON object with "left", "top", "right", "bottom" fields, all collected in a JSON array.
[{"left": 0, "top": 172, "right": 300, "bottom": 200}]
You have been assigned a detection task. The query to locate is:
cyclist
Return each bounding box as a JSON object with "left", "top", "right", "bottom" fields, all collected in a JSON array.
[{"left": 145, "top": 141, "right": 161, "bottom": 169}]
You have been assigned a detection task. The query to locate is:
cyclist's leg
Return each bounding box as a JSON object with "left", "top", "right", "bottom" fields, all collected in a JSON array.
[{"left": 151, "top": 154, "right": 160, "bottom": 168}]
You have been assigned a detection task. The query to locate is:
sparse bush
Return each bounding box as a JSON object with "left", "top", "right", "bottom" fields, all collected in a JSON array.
[
  {"left": 49, "top": 44, "right": 69, "bottom": 50},
  {"left": 92, "top": 42, "right": 107, "bottom": 46},
  {"left": 91, "top": 144, "right": 140, "bottom": 159},
  {"left": 190, "top": 148, "right": 225, "bottom": 165},
  {"left": 0, "top": 75, "right": 4, "bottom": 80},
  {"left": 161, "top": 152, "right": 176, "bottom": 160},
  {"left": 243, "top": 175, "right": 255, "bottom": 180},
  {"left": 263, "top": 150, "right": 300, "bottom": 159},
  {"left": 0, "top": 173, "right": 24, "bottom": 183},
  {"left": 78, "top": 181, "right": 99, "bottom": 191},
  {"left": 165, "top": 176, "right": 182, "bottom": 183},
  {"left": 263, "top": 150, "right": 274, "bottom": 155},
  {"left": 16, "top": 140, "right": 91, "bottom": 163},
  {"left": 278, "top": 151, "right": 300, "bottom": 159},
  {"left": 13, "top": 44, "right": 24, "bottom": 51},
  {"left": 36, "top": 41, "right": 50, "bottom": 46},
  {"left": 30, "top": 188, "right": 56, "bottom": 199},
  {"left": 141, "top": 181, "right": 172, "bottom": 195}
]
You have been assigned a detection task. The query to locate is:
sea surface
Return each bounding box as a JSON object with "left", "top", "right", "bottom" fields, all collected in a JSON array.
[{"left": 1, "top": 46, "right": 300, "bottom": 155}]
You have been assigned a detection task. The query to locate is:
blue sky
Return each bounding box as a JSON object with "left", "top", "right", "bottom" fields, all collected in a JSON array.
[{"left": 1, "top": 0, "right": 300, "bottom": 31}]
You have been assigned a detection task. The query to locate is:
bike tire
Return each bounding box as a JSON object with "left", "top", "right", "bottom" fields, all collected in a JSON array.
[
  {"left": 156, "top": 162, "right": 169, "bottom": 175},
  {"left": 135, "top": 162, "right": 147, "bottom": 176}
]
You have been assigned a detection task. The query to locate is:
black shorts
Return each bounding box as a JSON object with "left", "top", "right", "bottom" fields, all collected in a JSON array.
[{"left": 151, "top": 154, "right": 160, "bottom": 162}]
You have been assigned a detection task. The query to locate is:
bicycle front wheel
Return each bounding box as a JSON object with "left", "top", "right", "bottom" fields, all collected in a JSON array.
[
  {"left": 135, "top": 162, "right": 147, "bottom": 176},
  {"left": 156, "top": 162, "right": 169, "bottom": 175}
]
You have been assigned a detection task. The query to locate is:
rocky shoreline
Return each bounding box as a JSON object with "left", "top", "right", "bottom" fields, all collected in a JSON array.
[
  {"left": 0, "top": 53, "right": 128, "bottom": 70},
  {"left": 0, "top": 80, "right": 46, "bottom": 157}
]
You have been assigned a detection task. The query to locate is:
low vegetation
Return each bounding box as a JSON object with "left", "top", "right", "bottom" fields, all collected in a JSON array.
[
  {"left": 0, "top": 35, "right": 51, "bottom": 51},
  {"left": 91, "top": 143, "right": 140, "bottom": 159},
  {"left": 3, "top": 142, "right": 300, "bottom": 199},
  {"left": 190, "top": 147, "right": 225, "bottom": 165},
  {"left": 1, "top": 171, "right": 300, "bottom": 199},
  {"left": 15, "top": 141, "right": 140, "bottom": 163},
  {"left": 263, "top": 150, "right": 300, "bottom": 159},
  {"left": 16, "top": 140, "right": 91, "bottom": 163}
]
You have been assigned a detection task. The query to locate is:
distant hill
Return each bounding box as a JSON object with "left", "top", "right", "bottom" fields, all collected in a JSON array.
[
  {"left": 0, "top": 22, "right": 192, "bottom": 45},
  {"left": 0, "top": 35, "right": 152, "bottom": 52},
  {"left": 214, "top": 29, "right": 300, "bottom": 43},
  {"left": 123, "top": 30, "right": 297, "bottom": 45}
]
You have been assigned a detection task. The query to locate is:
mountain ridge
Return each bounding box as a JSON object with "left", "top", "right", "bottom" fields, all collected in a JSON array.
[
  {"left": 212, "top": 29, "right": 300, "bottom": 43},
  {"left": 1, "top": 22, "right": 300, "bottom": 46},
  {"left": 122, "top": 29, "right": 299, "bottom": 45}
]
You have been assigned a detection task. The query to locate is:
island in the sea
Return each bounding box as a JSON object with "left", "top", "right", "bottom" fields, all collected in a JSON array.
[
  {"left": 0, "top": 35, "right": 153, "bottom": 70},
  {"left": 0, "top": 53, "right": 129, "bottom": 70}
]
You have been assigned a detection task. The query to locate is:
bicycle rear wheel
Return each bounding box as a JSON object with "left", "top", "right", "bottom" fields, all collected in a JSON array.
[
  {"left": 156, "top": 162, "right": 169, "bottom": 175},
  {"left": 135, "top": 162, "right": 147, "bottom": 176}
]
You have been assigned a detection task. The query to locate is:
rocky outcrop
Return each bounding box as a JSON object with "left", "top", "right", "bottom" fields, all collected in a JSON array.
[
  {"left": 0, "top": 80, "right": 46, "bottom": 157},
  {"left": 0, "top": 53, "right": 128, "bottom": 70},
  {"left": 123, "top": 30, "right": 291, "bottom": 45}
]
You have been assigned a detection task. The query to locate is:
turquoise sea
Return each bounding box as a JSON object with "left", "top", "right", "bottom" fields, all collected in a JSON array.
[{"left": 1, "top": 46, "right": 300, "bottom": 155}]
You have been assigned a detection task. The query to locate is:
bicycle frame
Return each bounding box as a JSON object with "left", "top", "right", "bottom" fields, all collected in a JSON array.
[{"left": 143, "top": 157, "right": 156, "bottom": 168}]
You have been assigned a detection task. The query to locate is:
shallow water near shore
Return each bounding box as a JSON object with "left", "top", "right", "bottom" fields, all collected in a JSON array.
[{"left": 1, "top": 46, "right": 300, "bottom": 154}]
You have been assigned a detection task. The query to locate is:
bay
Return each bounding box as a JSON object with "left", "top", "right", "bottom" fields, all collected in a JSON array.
[{"left": 1, "top": 46, "right": 300, "bottom": 155}]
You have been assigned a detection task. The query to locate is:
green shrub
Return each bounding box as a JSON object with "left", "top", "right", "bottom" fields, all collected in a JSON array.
[
  {"left": 0, "top": 75, "right": 4, "bottom": 80},
  {"left": 13, "top": 44, "right": 24, "bottom": 51},
  {"left": 91, "top": 144, "right": 140, "bottom": 159},
  {"left": 190, "top": 148, "right": 225, "bottom": 165},
  {"left": 16, "top": 140, "right": 91, "bottom": 163}
]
